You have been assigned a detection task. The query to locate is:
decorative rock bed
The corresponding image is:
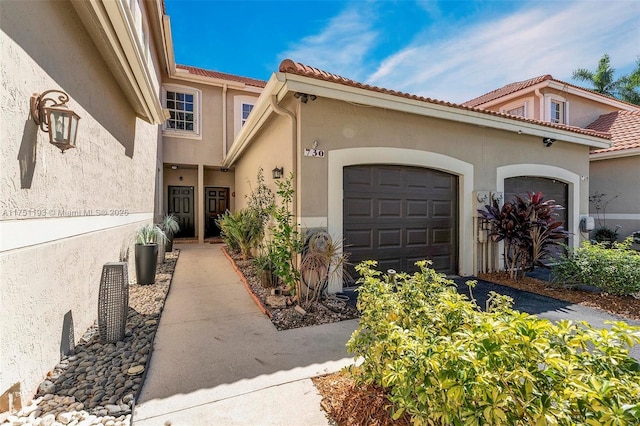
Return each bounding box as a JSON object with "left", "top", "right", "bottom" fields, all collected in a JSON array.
[{"left": 2, "top": 250, "right": 179, "bottom": 426}]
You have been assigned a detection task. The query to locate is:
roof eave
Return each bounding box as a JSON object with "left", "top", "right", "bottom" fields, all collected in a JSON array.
[
  {"left": 590, "top": 147, "right": 640, "bottom": 161},
  {"left": 282, "top": 73, "right": 611, "bottom": 149},
  {"left": 169, "top": 68, "right": 264, "bottom": 92}
]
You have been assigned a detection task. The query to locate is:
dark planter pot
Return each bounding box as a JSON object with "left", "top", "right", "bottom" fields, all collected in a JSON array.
[
  {"left": 135, "top": 243, "right": 159, "bottom": 285},
  {"left": 165, "top": 237, "right": 173, "bottom": 253}
]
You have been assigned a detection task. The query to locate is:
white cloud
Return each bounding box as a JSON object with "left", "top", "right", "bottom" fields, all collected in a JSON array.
[
  {"left": 367, "top": 1, "right": 640, "bottom": 103},
  {"left": 278, "top": 6, "right": 379, "bottom": 81}
]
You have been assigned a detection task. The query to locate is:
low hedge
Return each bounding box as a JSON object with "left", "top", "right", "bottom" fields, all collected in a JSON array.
[
  {"left": 347, "top": 260, "right": 640, "bottom": 425},
  {"left": 552, "top": 238, "right": 640, "bottom": 296}
]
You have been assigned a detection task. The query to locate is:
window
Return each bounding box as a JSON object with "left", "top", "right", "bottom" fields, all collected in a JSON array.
[
  {"left": 234, "top": 95, "right": 257, "bottom": 137},
  {"left": 545, "top": 95, "right": 569, "bottom": 125},
  {"left": 162, "top": 85, "right": 201, "bottom": 138},
  {"left": 500, "top": 100, "right": 530, "bottom": 118},
  {"left": 241, "top": 103, "right": 254, "bottom": 126}
]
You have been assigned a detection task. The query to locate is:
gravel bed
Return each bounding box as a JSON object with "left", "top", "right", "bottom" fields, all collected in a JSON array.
[
  {"left": 3, "top": 250, "right": 179, "bottom": 426},
  {"left": 225, "top": 247, "right": 359, "bottom": 331}
]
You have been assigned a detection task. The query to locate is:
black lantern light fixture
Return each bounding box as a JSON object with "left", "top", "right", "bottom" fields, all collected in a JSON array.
[
  {"left": 272, "top": 166, "right": 284, "bottom": 179},
  {"left": 542, "top": 137, "right": 555, "bottom": 147},
  {"left": 30, "top": 90, "right": 80, "bottom": 153}
]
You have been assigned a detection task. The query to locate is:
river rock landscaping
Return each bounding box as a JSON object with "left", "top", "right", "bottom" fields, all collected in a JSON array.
[
  {"left": 223, "top": 247, "right": 359, "bottom": 331},
  {"left": 3, "top": 250, "right": 179, "bottom": 426}
]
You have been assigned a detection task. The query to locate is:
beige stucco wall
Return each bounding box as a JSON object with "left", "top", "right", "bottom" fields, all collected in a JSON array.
[
  {"left": 486, "top": 88, "right": 621, "bottom": 127},
  {"left": 232, "top": 94, "right": 591, "bottom": 285},
  {"left": 233, "top": 112, "right": 295, "bottom": 213},
  {"left": 162, "top": 80, "right": 261, "bottom": 167},
  {"left": 589, "top": 155, "right": 640, "bottom": 239},
  {"left": 1, "top": 0, "right": 161, "bottom": 408}
]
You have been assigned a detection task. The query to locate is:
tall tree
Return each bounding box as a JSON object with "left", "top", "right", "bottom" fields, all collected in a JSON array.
[{"left": 572, "top": 54, "right": 640, "bottom": 105}]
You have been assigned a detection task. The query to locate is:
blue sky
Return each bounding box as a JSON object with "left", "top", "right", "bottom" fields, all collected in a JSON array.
[{"left": 165, "top": 0, "right": 640, "bottom": 103}]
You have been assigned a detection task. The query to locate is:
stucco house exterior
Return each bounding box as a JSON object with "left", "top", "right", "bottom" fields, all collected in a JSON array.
[
  {"left": 587, "top": 111, "right": 640, "bottom": 240},
  {"left": 224, "top": 60, "right": 612, "bottom": 292},
  {"left": 161, "top": 65, "right": 265, "bottom": 242},
  {"left": 464, "top": 75, "right": 640, "bottom": 241},
  {"left": 0, "top": 0, "right": 168, "bottom": 413}
]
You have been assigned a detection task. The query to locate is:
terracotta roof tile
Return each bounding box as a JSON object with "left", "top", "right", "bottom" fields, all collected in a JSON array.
[
  {"left": 463, "top": 75, "right": 553, "bottom": 107},
  {"left": 278, "top": 59, "right": 610, "bottom": 141},
  {"left": 463, "top": 74, "right": 639, "bottom": 108},
  {"left": 587, "top": 111, "right": 640, "bottom": 154},
  {"left": 176, "top": 64, "right": 267, "bottom": 88}
]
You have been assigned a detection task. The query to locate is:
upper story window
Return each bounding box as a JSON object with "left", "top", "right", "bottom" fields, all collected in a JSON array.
[
  {"left": 545, "top": 95, "right": 569, "bottom": 125},
  {"left": 234, "top": 95, "right": 257, "bottom": 137},
  {"left": 162, "top": 85, "right": 202, "bottom": 139},
  {"left": 500, "top": 100, "right": 530, "bottom": 118},
  {"left": 242, "top": 103, "right": 254, "bottom": 126}
]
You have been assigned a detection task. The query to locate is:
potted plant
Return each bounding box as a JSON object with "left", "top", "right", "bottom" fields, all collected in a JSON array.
[
  {"left": 135, "top": 224, "right": 166, "bottom": 285},
  {"left": 160, "top": 214, "right": 180, "bottom": 253}
]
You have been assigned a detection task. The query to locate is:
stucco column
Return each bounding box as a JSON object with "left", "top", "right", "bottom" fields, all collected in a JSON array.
[{"left": 198, "top": 164, "right": 204, "bottom": 243}]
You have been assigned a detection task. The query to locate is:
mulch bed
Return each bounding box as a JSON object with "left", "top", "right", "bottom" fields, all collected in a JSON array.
[
  {"left": 479, "top": 271, "right": 640, "bottom": 321},
  {"left": 222, "top": 246, "right": 359, "bottom": 331},
  {"left": 312, "top": 370, "right": 411, "bottom": 426}
]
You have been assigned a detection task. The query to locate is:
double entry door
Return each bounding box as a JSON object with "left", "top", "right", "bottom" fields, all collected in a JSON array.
[{"left": 167, "top": 186, "right": 229, "bottom": 238}]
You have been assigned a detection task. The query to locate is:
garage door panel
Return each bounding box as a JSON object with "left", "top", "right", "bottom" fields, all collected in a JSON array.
[
  {"left": 406, "top": 199, "right": 429, "bottom": 217},
  {"left": 378, "top": 198, "right": 403, "bottom": 218},
  {"left": 406, "top": 228, "right": 428, "bottom": 246},
  {"left": 344, "top": 198, "right": 373, "bottom": 219},
  {"left": 432, "top": 200, "right": 455, "bottom": 218},
  {"left": 344, "top": 165, "right": 458, "bottom": 277},
  {"left": 432, "top": 228, "right": 453, "bottom": 245},
  {"left": 378, "top": 229, "right": 402, "bottom": 248}
]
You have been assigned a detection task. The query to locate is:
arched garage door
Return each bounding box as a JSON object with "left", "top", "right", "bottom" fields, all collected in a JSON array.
[
  {"left": 504, "top": 176, "right": 568, "bottom": 259},
  {"left": 343, "top": 165, "right": 458, "bottom": 278}
]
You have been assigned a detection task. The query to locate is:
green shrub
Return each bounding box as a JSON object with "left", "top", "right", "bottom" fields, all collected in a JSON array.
[
  {"left": 216, "top": 209, "right": 263, "bottom": 260},
  {"left": 552, "top": 238, "right": 640, "bottom": 296},
  {"left": 348, "top": 260, "right": 640, "bottom": 425}
]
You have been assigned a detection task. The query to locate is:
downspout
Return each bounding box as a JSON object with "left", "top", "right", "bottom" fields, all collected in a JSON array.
[
  {"left": 535, "top": 89, "right": 544, "bottom": 121},
  {"left": 222, "top": 84, "right": 228, "bottom": 158},
  {"left": 269, "top": 95, "right": 297, "bottom": 213}
]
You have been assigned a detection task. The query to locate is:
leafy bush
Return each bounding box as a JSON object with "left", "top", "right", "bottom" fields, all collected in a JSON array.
[
  {"left": 552, "top": 238, "right": 640, "bottom": 296},
  {"left": 216, "top": 209, "right": 263, "bottom": 260},
  {"left": 591, "top": 226, "right": 619, "bottom": 247},
  {"left": 348, "top": 260, "right": 640, "bottom": 425},
  {"left": 269, "top": 173, "right": 304, "bottom": 294},
  {"left": 478, "top": 192, "right": 568, "bottom": 279}
]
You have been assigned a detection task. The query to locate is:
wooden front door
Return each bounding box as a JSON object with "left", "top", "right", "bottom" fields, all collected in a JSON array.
[
  {"left": 205, "top": 187, "right": 229, "bottom": 237},
  {"left": 168, "top": 186, "right": 195, "bottom": 238}
]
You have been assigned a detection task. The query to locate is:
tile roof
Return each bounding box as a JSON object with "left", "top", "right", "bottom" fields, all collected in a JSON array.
[
  {"left": 278, "top": 59, "right": 610, "bottom": 141},
  {"left": 587, "top": 111, "right": 640, "bottom": 154},
  {"left": 463, "top": 75, "right": 553, "bottom": 107},
  {"left": 176, "top": 64, "right": 267, "bottom": 88},
  {"left": 463, "top": 74, "right": 638, "bottom": 108}
]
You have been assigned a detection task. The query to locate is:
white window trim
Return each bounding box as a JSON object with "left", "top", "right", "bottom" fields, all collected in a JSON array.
[
  {"left": 162, "top": 84, "right": 202, "bottom": 139},
  {"left": 544, "top": 94, "right": 570, "bottom": 125},
  {"left": 500, "top": 99, "right": 531, "bottom": 118},
  {"left": 234, "top": 95, "right": 256, "bottom": 138}
]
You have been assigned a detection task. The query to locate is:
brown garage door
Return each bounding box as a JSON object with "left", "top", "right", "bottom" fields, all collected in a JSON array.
[
  {"left": 344, "top": 165, "right": 458, "bottom": 279},
  {"left": 504, "top": 176, "right": 568, "bottom": 259}
]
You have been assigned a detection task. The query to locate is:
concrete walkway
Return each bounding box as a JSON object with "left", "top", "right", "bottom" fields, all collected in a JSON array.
[{"left": 133, "top": 243, "right": 357, "bottom": 426}]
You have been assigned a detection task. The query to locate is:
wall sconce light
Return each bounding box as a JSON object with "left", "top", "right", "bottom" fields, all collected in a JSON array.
[
  {"left": 293, "top": 92, "right": 317, "bottom": 104},
  {"left": 30, "top": 90, "right": 81, "bottom": 153},
  {"left": 272, "top": 166, "right": 284, "bottom": 179},
  {"left": 542, "top": 137, "right": 555, "bottom": 147},
  {"left": 171, "top": 165, "right": 178, "bottom": 170}
]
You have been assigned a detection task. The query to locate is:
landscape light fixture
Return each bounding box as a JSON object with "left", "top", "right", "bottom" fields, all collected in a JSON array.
[
  {"left": 542, "top": 137, "right": 555, "bottom": 147},
  {"left": 272, "top": 166, "right": 284, "bottom": 179},
  {"left": 30, "top": 89, "right": 80, "bottom": 153}
]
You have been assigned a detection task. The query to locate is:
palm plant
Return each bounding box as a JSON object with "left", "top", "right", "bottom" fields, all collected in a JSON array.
[
  {"left": 572, "top": 54, "right": 640, "bottom": 105},
  {"left": 216, "top": 209, "right": 263, "bottom": 260}
]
